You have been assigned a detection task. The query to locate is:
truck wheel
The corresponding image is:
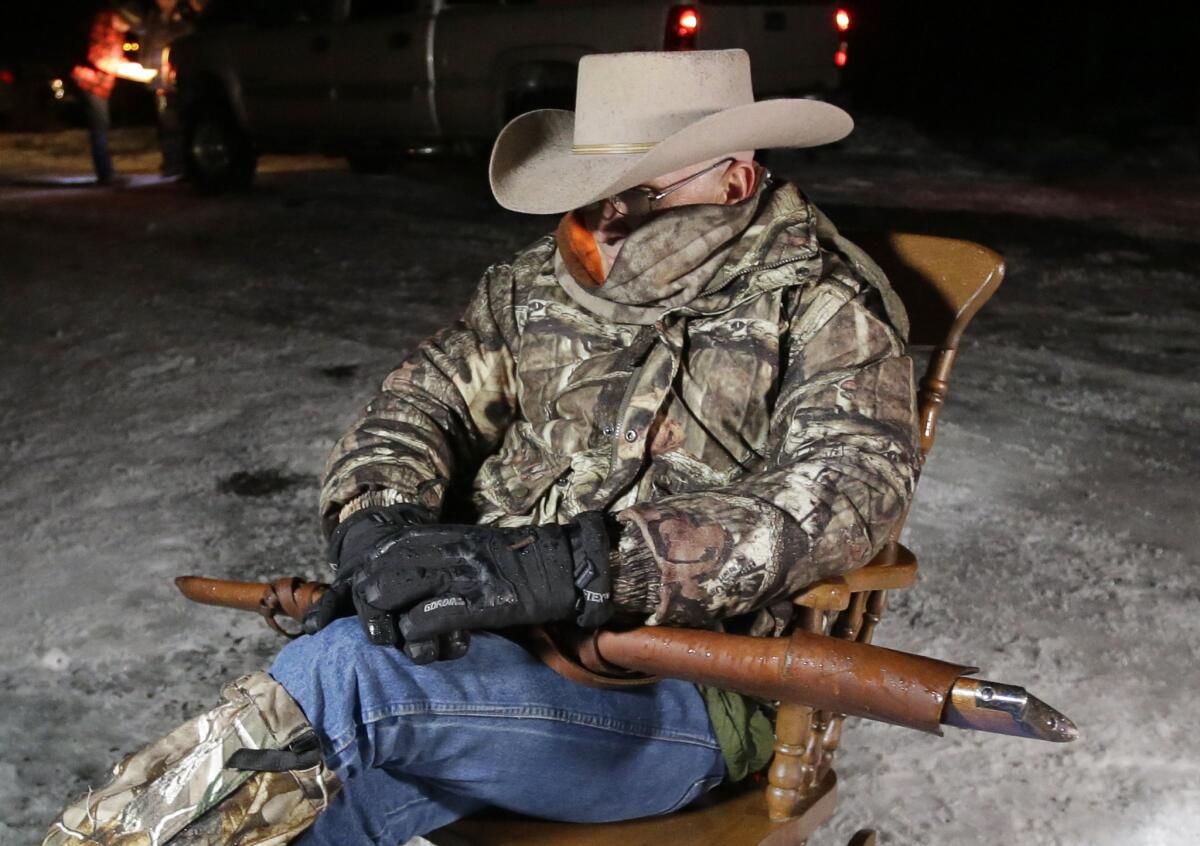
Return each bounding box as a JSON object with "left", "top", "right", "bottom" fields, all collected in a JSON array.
[{"left": 184, "top": 98, "right": 256, "bottom": 192}]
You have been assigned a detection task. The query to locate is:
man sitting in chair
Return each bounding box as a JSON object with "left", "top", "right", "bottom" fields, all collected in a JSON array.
[{"left": 45, "top": 50, "right": 919, "bottom": 846}]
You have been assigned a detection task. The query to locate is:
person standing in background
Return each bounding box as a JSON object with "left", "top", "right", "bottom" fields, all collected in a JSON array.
[
  {"left": 141, "top": 0, "right": 196, "bottom": 178},
  {"left": 71, "top": 3, "right": 157, "bottom": 185}
]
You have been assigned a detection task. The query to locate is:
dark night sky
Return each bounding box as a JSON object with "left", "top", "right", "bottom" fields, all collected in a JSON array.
[
  {"left": 4, "top": 1, "right": 1197, "bottom": 137},
  {"left": 842, "top": 2, "right": 1200, "bottom": 136},
  {"left": 2, "top": 0, "right": 108, "bottom": 70}
]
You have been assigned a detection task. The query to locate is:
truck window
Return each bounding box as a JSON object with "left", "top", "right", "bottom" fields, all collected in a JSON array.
[{"left": 348, "top": 0, "right": 419, "bottom": 19}]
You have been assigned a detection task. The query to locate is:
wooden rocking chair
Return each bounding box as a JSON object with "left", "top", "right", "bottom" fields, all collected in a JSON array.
[{"left": 429, "top": 232, "right": 1006, "bottom": 846}]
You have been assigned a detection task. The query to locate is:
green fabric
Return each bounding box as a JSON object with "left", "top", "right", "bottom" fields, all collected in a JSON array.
[{"left": 697, "top": 685, "right": 776, "bottom": 782}]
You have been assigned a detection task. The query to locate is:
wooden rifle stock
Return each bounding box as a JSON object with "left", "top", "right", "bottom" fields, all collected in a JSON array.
[{"left": 175, "top": 575, "right": 1076, "bottom": 742}]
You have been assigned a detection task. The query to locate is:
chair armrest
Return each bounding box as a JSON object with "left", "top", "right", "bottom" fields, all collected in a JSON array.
[{"left": 793, "top": 545, "right": 919, "bottom": 611}]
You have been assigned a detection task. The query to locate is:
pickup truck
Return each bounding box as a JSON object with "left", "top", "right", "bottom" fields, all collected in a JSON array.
[{"left": 168, "top": 0, "right": 852, "bottom": 190}]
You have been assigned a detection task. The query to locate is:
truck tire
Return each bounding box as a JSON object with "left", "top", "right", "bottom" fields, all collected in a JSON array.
[{"left": 183, "top": 96, "right": 256, "bottom": 192}]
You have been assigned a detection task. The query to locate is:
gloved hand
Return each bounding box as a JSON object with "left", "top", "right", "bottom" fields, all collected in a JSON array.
[
  {"left": 302, "top": 503, "right": 470, "bottom": 662},
  {"left": 349, "top": 511, "right": 613, "bottom": 662}
]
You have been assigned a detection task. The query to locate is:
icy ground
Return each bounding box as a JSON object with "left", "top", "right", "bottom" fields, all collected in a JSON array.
[{"left": 1, "top": 121, "right": 1198, "bottom": 845}]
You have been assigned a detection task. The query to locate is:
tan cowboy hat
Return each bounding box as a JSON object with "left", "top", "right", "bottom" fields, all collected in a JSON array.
[{"left": 489, "top": 49, "right": 853, "bottom": 215}]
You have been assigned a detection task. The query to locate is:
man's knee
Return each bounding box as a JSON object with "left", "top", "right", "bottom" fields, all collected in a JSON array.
[
  {"left": 268, "top": 617, "right": 437, "bottom": 733},
  {"left": 276, "top": 615, "right": 367, "bottom": 660},
  {"left": 271, "top": 617, "right": 376, "bottom": 691},
  {"left": 269, "top": 618, "right": 448, "bottom": 772}
]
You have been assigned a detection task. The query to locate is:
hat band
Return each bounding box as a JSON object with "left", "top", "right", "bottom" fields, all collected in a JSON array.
[{"left": 572, "top": 141, "right": 656, "bottom": 155}]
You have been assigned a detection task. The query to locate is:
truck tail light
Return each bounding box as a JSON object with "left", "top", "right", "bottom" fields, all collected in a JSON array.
[
  {"left": 665, "top": 5, "right": 700, "bottom": 51},
  {"left": 834, "top": 42, "right": 848, "bottom": 67},
  {"left": 835, "top": 8, "right": 851, "bottom": 33}
]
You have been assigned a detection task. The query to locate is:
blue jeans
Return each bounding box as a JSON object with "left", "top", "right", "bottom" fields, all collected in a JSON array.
[
  {"left": 76, "top": 86, "right": 114, "bottom": 184},
  {"left": 269, "top": 618, "right": 726, "bottom": 846}
]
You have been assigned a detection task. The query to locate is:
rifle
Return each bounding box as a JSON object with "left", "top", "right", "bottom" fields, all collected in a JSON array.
[{"left": 175, "top": 575, "right": 1077, "bottom": 743}]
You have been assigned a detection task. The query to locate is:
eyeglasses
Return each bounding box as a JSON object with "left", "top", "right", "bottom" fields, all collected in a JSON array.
[{"left": 605, "top": 156, "right": 738, "bottom": 218}]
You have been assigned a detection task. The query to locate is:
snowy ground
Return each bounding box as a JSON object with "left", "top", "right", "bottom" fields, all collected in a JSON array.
[{"left": 1, "top": 121, "right": 1198, "bottom": 845}]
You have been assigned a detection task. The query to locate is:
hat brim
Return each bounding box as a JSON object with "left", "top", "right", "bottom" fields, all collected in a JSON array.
[{"left": 489, "top": 98, "right": 852, "bottom": 215}]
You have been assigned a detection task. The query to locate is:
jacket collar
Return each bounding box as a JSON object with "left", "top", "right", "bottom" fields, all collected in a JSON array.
[{"left": 553, "top": 176, "right": 821, "bottom": 325}]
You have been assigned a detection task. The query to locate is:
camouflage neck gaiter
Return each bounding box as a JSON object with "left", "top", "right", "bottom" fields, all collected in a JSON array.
[{"left": 554, "top": 174, "right": 776, "bottom": 325}]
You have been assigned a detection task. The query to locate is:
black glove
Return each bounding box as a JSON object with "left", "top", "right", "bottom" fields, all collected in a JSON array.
[
  {"left": 329, "top": 502, "right": 436, "bottom": 575},
  {"left": 350, "top": 511, "right": 613, "bottom": 660},
  {"left": 302, "top": 502, "right": 470, "bottom": 662}
]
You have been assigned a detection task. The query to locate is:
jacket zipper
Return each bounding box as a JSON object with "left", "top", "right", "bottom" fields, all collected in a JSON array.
[{"left": 664, "top": 254, "right": 816, "bottom": 322}]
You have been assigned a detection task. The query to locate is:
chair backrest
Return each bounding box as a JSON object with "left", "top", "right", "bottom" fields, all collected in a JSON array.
[
  {"left": 853, "top": 232, "right": 1006, "bottom": 349},
  {"left": 849, "top": 232, "right": 1006, "bottom": 459},
  {"left": 764, "top": 234, "right": 1007, "bottom": 831}
]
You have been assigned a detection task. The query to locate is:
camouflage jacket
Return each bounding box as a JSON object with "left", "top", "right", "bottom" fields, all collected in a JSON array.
[{"left": 320, "top": 178, "right": 919, "bottom": 636}]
